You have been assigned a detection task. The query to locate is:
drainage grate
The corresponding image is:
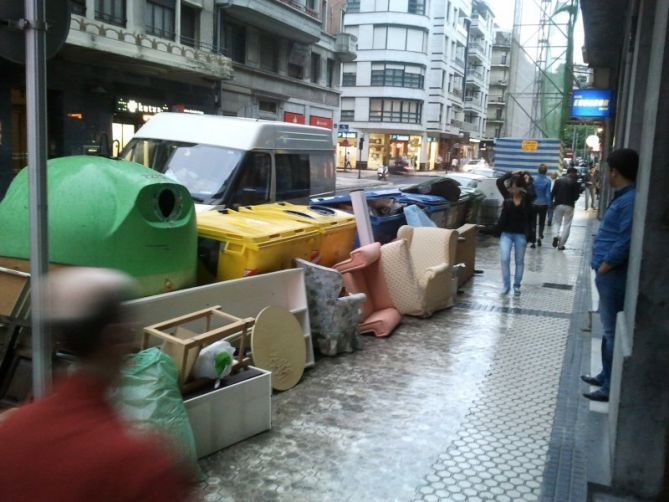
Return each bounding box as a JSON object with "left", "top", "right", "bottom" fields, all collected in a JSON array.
[
  {"left": 455, "top": 301, "right": 572, "bottom": 319},
  {"left": 542, "top": 282, "right": 574, "bottom": 290}
]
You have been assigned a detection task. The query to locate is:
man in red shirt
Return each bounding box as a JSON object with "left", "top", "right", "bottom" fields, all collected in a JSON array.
[{"left": 0, "top": 268, "right": 194, "bottom": 501}]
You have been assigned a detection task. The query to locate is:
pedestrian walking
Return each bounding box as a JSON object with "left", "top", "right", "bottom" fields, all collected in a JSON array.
[
  {"left": 0, "top": 267, "right": 195, "bottom": 501},
  {"left": 495, "top": 171, "right": 535, "bottom": 296},
  {"left": 581, "top": 149, "right": 638, "bottom": 402},
  {"left": 587, "top": 163, "right": 599, "bottom": 210},
  {"left": 551, "top": 167, "right": 581, "bottom": 250},
  {"left": 546, "top": 171, "right": 558, "bottom": 226},
  {"left": 531, "top": 164, "right": 552, "bottom": 248}
]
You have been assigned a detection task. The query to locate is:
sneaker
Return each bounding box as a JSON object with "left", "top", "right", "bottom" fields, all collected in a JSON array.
[
  {"left": 558, "top": 246, "right": 566, "bottom": 251},
  {"left": 539, "top": 234, "right": 544, "bottom": 239},
  {"left": 552, "top": 237, "right": 559, "bottom": 248},
  {"left": 500, "top": 288, "right": 510, "bottom": 296},
  {"left": 513, "top": 287, "right": 521, "bottom": 297},
  {"left": 537, "top": 239, "right": 542, "bottom": 247},
  {"left": 530, "top": 243, "right": 536, "bottom": 249}
]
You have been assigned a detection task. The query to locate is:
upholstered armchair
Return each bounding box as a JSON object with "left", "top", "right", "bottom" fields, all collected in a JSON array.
[
  {"left": 333, "top": 243, "right": 401, "bottom": 338},
  {"left": 380, "top": 226, "right": 459, "bottom": 317},
  {"left": 455, "top": 224, "right": 479, "bottom": 286},
  {"left": 295, "top": 259, "right": 366, "bottom": 356}
]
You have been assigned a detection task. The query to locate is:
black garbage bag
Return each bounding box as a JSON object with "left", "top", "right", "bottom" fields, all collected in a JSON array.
[{"left": 402, "top": 178, "right": 461, "bottom": 202}]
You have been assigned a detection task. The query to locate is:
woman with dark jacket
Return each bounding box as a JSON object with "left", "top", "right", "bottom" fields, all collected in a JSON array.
[{"left": 496, "top": 171, "right": 536, "bottom": 296}]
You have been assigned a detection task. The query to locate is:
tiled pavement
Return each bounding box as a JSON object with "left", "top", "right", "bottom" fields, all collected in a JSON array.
[{"left": 199, "top": 209, "right": 595, "bottom": 501}]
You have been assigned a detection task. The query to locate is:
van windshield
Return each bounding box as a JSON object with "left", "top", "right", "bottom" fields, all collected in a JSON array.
[{"left": 121, "top": 139, "right": 244, "bottom": 203}]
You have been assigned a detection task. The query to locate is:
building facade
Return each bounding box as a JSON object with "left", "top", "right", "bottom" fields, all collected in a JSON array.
[
  {"left": 463, "top": 0, "right": 494, "bottom": 150},
  {"left": 0, "top": 0, "right": 353, "bottom": 197},
  {"left": 339, "top": 0, "right": 493, "bottom": 171},
  {"left": 485, "top": 29, "right": 511, "bottom": 141}
]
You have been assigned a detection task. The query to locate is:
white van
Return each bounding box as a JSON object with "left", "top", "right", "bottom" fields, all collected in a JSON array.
[{"left": 121, "top": 113, "right": 336, "bottom": 210}]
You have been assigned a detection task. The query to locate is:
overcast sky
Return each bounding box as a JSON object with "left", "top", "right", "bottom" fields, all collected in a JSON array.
[{"left": 486, "top": 0, "right": 585, "bottom": 64}]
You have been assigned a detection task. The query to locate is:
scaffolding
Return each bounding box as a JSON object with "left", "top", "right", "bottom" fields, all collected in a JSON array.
[{"left": 506, "top": 0, "right": 578, "bottom": 139}]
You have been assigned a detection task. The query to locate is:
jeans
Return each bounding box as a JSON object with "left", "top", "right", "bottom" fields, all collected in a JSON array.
[
  {"left": 500, "top": 232, "right": 527, "bottom": 290},
  {"left": 533, "top": 204, "right": 549, "bottom": 240},
  {"left": 553, "top": 205, "right": 575, "bottom": 245},
  {"left": 595, "top": 268, "right": 627, "bottom": 393}
]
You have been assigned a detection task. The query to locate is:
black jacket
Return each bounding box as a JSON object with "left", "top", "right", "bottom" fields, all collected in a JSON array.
[
  {"left": 552, "top": 175, "right": 580, "bottom": 207},
  {"left": 495, "top": 173, "right": 535, "bottom": 242}
]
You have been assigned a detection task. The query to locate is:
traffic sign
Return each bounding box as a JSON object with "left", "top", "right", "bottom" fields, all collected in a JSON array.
[{"left": 338, "top": 124, "right": 349, "bottom": 131}]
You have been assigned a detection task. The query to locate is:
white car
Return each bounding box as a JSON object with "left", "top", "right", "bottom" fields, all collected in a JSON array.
[{"left": 462, "top": 158, "right": 489, "bottom": 173}]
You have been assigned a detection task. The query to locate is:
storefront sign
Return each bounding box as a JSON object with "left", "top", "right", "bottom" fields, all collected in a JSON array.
[
  {"left": 521, "top": 140, "right": 539, "bottom": 151},
  {"left": 389, "top": 134, "right": 410, "bottom": 141},
  {"left": 310, "top": 116, "right": 333, "bottom": 129},
  {"left": 337, "top": 123, "right": 349, "bottom": 131},
  {"left": 171, "top": 104, "right": 205, "bottom": 115},
  {"left": 571, "top": 89, "right": 612, "bottom": 118},
  {"left": 284, "top": 112, "right": 305, "bottom": 124},
  {"left": 115, "top": 97, "right": 169, "bottom": 115},
  {"left": 337, "top": 132, "right": 357, "bottom": 138},
  {"left": 427, "top": 137, "right": 437, "bottom": 142}
]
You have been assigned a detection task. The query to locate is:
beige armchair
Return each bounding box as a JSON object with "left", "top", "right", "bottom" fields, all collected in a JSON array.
[
  {"left": 455, "top": 224, "right": 479, "bottom": 286},
  {"left": 379, "top": 226, "right": 459, "bottom": 317}
]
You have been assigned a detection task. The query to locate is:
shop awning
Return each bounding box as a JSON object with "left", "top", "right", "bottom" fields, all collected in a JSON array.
[{"left": 580, "top": 0, "right": 628, "bottom": 68}]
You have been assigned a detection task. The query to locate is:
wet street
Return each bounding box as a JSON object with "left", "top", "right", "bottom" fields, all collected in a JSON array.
[{"left": 199, "top": 205, "right": 595, "bottom": 502}]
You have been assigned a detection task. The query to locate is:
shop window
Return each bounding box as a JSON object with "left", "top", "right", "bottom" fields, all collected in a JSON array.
[
  {"left": 342, "top": 72, "right": 356, "bottom": 86},
  {"left": 145, "top": 0, "right": 175, "bottom": 40},
  {"left": 259, "top": 35, "right": 278, "bottom": 72},
  {"left": 408, "top": 0, "right": 425, "bottom": 15},
  {"left": 230, "top": 152, "right": 271, "bottom": 206},
  {"left": 95, "top": 0, "right": 126, "bottom": 26},
  {"left": 70, "top": 0, "right": 86, "bottom": 16},
  {"left": 326, "top": 59, "right": 335, "bottom": 87},
  {"left": 369, "top": 98, "right": 422, "bottom": 124},
  {"left": 180, "top": 4, "right": 199, "bottom": 47},
  {"left": 219, "top": 18, "right": 246, "bottom": 63},
  {"left": 276, "top": 154, "right": 310, "bottom": 201},
  {"left": 311, "top": 53, "right": 321, "bottom": 84},
  {"left": 288, "top": 63, "right": 304, "bottom": 80}
]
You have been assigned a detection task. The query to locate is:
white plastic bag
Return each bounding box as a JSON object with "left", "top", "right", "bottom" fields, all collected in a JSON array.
[{"left": 192, "top": 340, "right": 235, "bottom": 388}]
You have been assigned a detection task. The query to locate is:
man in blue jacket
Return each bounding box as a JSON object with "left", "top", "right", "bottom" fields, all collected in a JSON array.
[
  {"left": 581, "top": 148, "right": 638, "bottom": 402},
  {"left": 531, "top": 164, "right": 552, "bottom": 247}
]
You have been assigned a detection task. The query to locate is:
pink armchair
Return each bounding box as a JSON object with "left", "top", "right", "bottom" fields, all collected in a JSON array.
[{"left": 333, "top": 243, "right": 401, "bottom": 338}]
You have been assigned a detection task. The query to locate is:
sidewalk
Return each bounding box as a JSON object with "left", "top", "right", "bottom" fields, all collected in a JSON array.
[{"left": 199, "top": 205, "right": 596, "bottom": 502}]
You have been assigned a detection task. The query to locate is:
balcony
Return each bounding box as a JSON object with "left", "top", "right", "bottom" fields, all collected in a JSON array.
[
  {"left": 489, "top": 95, "right": 506, "bottom": 104},
  {"left": 335, "top": 33, "right": 357, "bottom": 62},
  {"left": 470, "top": 17, "right": 484, "bottom": 36},
  {"left": 450, "top": 118, "right": 464, "bottom": 129},
  {"left": 466, "top": 69, "right": 485, "bottom": 88},
  {"left": 462, "top": 121, "right": 478, "bottom": 133},
  {"left": 215, "top": 0, "right": 322, "bottom": 44},
  {"left": 491, "top": 59, "right": 510, "bottom": 68},
  {"left": 465, "top": 95, "right": 482, "bottom": 112},
  {"left": 493, "top": 34, "right": 511, "bottom": 48},
  {"left": 487, "top": 116, "right": 504, "bottom": 123},
  {"left": 453, "top": 57, "right": 466, "bottom": 70},
  {"left": 491, "top": 79, "right": 508, "bottom": 87},
  {"left": 468, "top": 42, "right": 485, "bottom": 62},
  {"left": 67, "top": 16, "right": 233, "bottom": 80},
  {"left": 449, "top": 88, "right": 463, "bottom": 101}
]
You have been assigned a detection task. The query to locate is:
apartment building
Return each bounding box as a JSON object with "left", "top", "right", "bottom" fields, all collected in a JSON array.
[
  {"left": 339, "top": 0, "right": 494, "bottom": 170},
  {"left": 463, "top": 0, "right": 494, "bottom": 156},
  {"left": 485, "top": 29, "right": 511, "bottom": 140},
  {"left": 0, "top": 0, "right": 354, "bottom": 196}
]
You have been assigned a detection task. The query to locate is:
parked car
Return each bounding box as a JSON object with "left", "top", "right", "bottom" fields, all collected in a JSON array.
[
  {"left": 121, "top": 113, "right": 336, "bottom": 211},
  {"left": 462, "top": 158, "right": 489, "bottom": 173},
  {"left": 446, "top": 172, "right": 503, "bottom": 226}
]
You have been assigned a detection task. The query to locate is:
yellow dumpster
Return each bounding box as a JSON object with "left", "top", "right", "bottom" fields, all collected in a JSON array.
[
  {"left": 196, "top": 209, "right": 320, "bottom": 282},
  {"left": 239, "top": 202, "right": 357, "bottom": 266}
]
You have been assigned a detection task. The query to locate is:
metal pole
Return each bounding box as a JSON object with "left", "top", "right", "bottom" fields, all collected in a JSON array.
[{"left": 26, "top": 0, "right": 51, "bottom": 399}]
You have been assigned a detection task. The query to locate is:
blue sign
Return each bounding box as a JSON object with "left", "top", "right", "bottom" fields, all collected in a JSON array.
[
  {"left": 571, "top": 89, "right": 613, "bottom": 118},
  {"left": 338, "top": 123, "right": 349, "bottom": 131}
]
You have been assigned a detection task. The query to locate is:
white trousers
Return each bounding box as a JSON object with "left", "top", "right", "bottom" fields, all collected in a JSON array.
[{"left": 553, "top": 205, "right": 575, "bottom": 245}]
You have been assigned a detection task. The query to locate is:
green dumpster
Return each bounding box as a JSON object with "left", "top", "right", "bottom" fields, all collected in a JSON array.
[
  {"left": 462, "top": 188, "right": 486, "bottom": 225},
  {"left": 0, "top": 156, "right": 197, "bottom": 296}
]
